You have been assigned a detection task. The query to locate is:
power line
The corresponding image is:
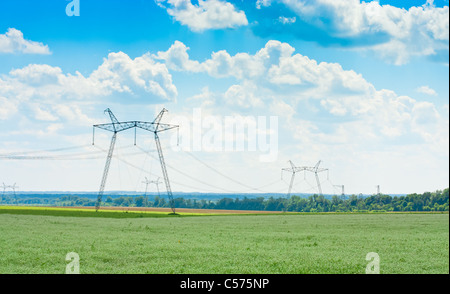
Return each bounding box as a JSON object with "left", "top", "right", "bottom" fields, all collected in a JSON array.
[
  {"left": 0, "top": 146, "right": 142, "bottom": 160},
  {"left": 95, "top": 143, "right": 216, "bottom": 193},
  {"left": 135, "top": 146, "right": 242, "bottom": 193},
  {"left": 137, "top": 145, "right": 288, "bottom": 194},
  {"left": 184, "top": 151, "right": 282, "bottom": 193},
  {"left": 0, "top": 144, "right": 91, "bottom": 157}
]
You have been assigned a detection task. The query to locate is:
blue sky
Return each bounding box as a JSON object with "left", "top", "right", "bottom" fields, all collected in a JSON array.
[{"left": 0, "top": 0, "right": 448, "bottom": 195}]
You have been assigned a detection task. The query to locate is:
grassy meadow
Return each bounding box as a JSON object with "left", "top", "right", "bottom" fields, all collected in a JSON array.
[{"left": 0, "top": 207, "right": 448, "bottom": 274}]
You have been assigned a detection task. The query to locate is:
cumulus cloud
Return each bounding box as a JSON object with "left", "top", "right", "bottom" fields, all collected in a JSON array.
[
  {"left": 223, "top": 82, "right": 264, "bottom": 109},
  {"left": 156, "top": 39, "right": 374, "bottom": 96},
  {"left": 0, "top": 28, "right": 51, "bottom": 55},
  {"left": 0, "top": 51, "right": 177, "bottom": 124},
  {"left": 156, "top": 0, "right": 248, "bottom": 32},
  {"left": 89, "top": 52, "right": 178, "bottom": 100},
  {"left": 278, "top": 16, "right": 296, "bottom": 24},
  {"left": 30, "top": 103, "right": 59, "bottom": 121},
  {"left": 252, "top": 0, "right": 449, "bottom": 65},
  {"left": 416, "top": 85, "right": 438, "bottom": 96},
  {"left": 155, "top": 40, "right": 447, "bottom": 155},
  {"left": 52, "top": 104, "right": 94, "bottom": 125},
  {"left": 154, "top": 41, "right": 202, "bottom": 72},
  {"left": 0, "top": 96, "right": 18, "bottom": 120},
  {"left": 155, "top": 39, "right": 294, "bottom": 79}
]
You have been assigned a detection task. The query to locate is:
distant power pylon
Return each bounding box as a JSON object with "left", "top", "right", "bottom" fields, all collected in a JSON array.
[
  {"left": 282, "top": 160, "right": 329, "bottom": 197},
  {"left": 142, "top": 176, "right": 162, "bottom": 205},
  {"left": 376, "top": 185, "right": 381, "bottom": 196},
  {"left": 1, "top": 183, "right": 18, "bottom": 205},
  {"left": 93, "top": 108, "right": 179, "bottom": 213},
  {"left": 334, "top": 184, "right": 345, "bottom": 200}
]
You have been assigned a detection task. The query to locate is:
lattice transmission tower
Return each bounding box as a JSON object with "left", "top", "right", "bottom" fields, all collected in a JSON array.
[
  {"left": 93, "top": 108, "right": 179, "bottom": 213},
  {"left": 142, "top": 176, "right": 162, "bottom": 204},
  {"left": 282, "top": 160, "right": 329, "bottom": 197},
  {"left": 334, "top": 184, "right": 345, "bottom": 200},
  {"left": 1, "top": 183, "right": 18, "bottom": 205}
]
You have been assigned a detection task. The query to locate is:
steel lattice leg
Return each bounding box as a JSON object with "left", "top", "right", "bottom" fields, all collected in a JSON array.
[{"left": 96, "top": 132, "right": 117, "bottom": 211}]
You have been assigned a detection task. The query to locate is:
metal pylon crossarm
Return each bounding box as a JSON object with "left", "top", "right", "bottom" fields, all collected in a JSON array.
[{"left": 282, "top": 160, "right": 329, "bottom": 197}]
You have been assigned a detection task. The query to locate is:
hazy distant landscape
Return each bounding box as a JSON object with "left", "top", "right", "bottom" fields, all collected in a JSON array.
[{"left": 2, "top": 188, "right": 448, "bottom": 212}]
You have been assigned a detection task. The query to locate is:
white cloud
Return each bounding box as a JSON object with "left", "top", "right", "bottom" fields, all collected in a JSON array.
[
  {"left": 156, "top": 40, "right": 448, "bottom": 159},
  {"left": 278, "top": 16, "right": 296, "bottom": 24},
  {"left": 0, "top": 28, "right": 51, "bottom": 55},
  {"left": 157, "top": 39, "right": 374, "bottom": 97},
  {"left": 0, "top": 96, "right": 17, "bottom": 120},
  {"left": 255, "top": 0, "right": 449, "bottom": 65},
  {"left": 280, "top": 0, "right": 449, "bottom": 40},
  {"left": 156, "top": 0, "right": 248, "bottom": 32},
  {"left": 0, "top": 51, "right": 178, "bottom": 128},
  {"left": 416, "top": 85, "right": 438, "bottom": 96},
  {"left": 256, "top": 0, "right": 272, "bottom": 9},
  {"left": 10, "top": 64, "right": 62, "bottom": 86},
  {"left": 89, "top": 51, "right": 178, "bottom": 101},
  {"left": 156, "top": 39, "right": 295, "bottom": 80},
  {"left": 2, "top": 51, "right": 177, "bottom": 101},
  {"left": 154, "top": 41, "right": 202, "bottom": 72},
  {"left": 45, "top": 123, "right": 64, "bottom": 134},
  {"left": 31, "top": 104, "right": 59, "bottom": 121},
  {"left": 52, "top": 104, "right": 94, "bottom": 126},
  {"left": 412, "top": 101, "right": 440, "bottom": 125},
  {"left": 223, "top": 82, "right": 264, "bottom": 109}
]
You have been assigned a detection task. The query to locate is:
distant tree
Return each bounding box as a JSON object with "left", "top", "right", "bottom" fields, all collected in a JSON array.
[
  {"left": 134, "top": 196, "right": 145, "bottom": 207},
  {"left": 153, "top": 196, "right": 161, "bottom": 207}
]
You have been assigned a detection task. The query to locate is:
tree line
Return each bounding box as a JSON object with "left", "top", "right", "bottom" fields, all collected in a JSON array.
[{"left": 3, "top": 188, "right": 448, "bottom": 212}]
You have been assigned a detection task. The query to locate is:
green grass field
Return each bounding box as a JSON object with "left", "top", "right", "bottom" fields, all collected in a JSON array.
[{"left": 0, "top": 207, "right": 448, "bottom": 274}]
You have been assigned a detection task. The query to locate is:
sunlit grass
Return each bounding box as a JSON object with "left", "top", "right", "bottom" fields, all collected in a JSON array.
[{"left": 0, "top": 211, "right": 447, "bottom": 274}]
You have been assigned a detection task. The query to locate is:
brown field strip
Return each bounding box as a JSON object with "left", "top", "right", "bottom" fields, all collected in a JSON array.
[{"left": 66, "top": 206, "right": 281, "bottom": 214}]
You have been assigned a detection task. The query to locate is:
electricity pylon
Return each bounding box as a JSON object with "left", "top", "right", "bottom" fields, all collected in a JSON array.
[
  {"left": 142, "top": 176, "right": 162, "bottom": 205},
  {"left": 1, "top": 183, "right": 18, "bottom": 205},
  {"left": 334, "top": 184, "right": 345, "bottom": 200},
  {"left": 143, "top": 177, "right": 162, "bottom": 197},
  {"left": 93, "top": 108, "right": 179, "bottom": 213},
  {"left": 282, "top": 160, "right": 329, "bottom": 197}
]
